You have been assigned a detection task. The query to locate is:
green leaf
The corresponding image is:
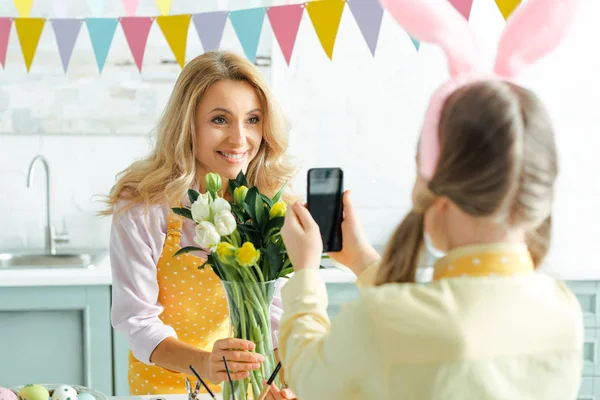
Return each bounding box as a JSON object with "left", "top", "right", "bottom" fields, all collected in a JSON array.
[
  {"left": 272, "top": 182, "right": 287, "bottom": 203},
  {"left": 172, "top": 207, "right": 193, "bottom": 220},
  {"left": 278, "top": 266, "right": 294, "bottom": 278},
  {"left": 266, "top": 242, "right": 282, "bottom": 280},
  {"left": 235, "top": 170, "right": 249, "bottom": 187},
  {"left": 187, "top": 189, "right": 200, "bottom": 204},
  {"left": 232, "top": 204, "right": 246, "bottom": 223},
  {"left": 264, "top": 216, "right": 284, "bottom": 235},
  {"left": 259, "top": 193, "right": 273, "bottom": 208},
  {"left": 174, "top": 246, "right": 205, "bottom": 257},
  {"left": 228, "top": 179, "right": 239, "bottom": 197},
  {"left": 206, "top": 253, "right": 224, "bottom": 280},
  {"left": 244, "top": 187, "right": 259, "bottom": 222}
]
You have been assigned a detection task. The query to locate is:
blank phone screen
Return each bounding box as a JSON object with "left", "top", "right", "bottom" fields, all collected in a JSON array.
[{"left": 308, "top": 169, "right": 343, "bottom": 252}]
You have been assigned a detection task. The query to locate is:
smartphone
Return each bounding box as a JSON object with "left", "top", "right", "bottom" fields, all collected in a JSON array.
[{"left": 307, "top": 168, "right": 344, "bottom": 252}]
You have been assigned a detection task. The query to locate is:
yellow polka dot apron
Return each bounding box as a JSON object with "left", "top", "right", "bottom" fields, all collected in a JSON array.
[{"left": 128, "top": 212, "right": 231, "bottom": 395}]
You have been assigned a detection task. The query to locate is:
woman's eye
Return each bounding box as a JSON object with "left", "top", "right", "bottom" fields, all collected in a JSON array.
[
  {"left": 212, "top": 117, "right": 226, "bottom": 125},
  {"left": 248, "top": 116, "right": 260, "bottom": 124}
]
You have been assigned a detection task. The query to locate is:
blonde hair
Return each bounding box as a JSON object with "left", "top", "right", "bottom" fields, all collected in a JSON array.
[
  {"left": 377, "top": 81, "right": 557, "bottom": 284},
  {"left": 100, "top": 51, "right": 296, "bottom": 216}
]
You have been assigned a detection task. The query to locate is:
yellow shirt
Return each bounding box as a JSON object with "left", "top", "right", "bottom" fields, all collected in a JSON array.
[{"left": 279, "top": 243, "right": 584, "bottom": 400}]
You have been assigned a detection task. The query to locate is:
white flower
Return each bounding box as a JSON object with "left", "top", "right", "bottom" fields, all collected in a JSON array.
[
  {"left": 191, "top": 193, "right": 211, "bottom": 223},
  {"left": 210, "top": 197, "right": 231, "bottom": 216},
  {"left": 194, "top": 221, "right": 220, "bottom": 249},
  {"left": 214, "top": 210, "right": 236, "bottom": 236}
]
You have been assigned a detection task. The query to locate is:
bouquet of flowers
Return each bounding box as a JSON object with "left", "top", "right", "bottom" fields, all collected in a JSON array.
[{"left": 172, "top": 171, "right": 293, "bottom": 399}]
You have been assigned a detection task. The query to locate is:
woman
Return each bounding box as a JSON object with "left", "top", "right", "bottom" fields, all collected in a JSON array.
[{"left": 101, "top": 51, "right": 296, "bottom": 399}]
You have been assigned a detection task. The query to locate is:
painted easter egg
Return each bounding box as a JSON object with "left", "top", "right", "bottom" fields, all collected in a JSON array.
[
  {"left": 18, "top": 385, "right": 49, "bottom": 400},
  {"left": 0, "top": 388, "right": 18, "bottom": 400},
  {"left": 50, "top": 386, "right": 77, "bottom": 400},
  {"left": 75, "top": 393, "right": 95, "bottom": 400}
]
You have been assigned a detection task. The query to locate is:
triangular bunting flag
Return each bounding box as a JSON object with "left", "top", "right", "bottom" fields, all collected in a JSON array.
[
  {"left": 86, "top": 18, "right": 117, "bottom": 73},
  {"left": 306, "top": 0, "right": 345, "bottom": 60},
  {"left": 121, "top": 0, "right": 139, "bottom": 17},
  {"left": 449, "top": 0, "right": 474, "bottom": 21},
  {"left": 495, "top": 0, "right": 521, "bottom": 20},
  {"left": 0, "top": 18, "right": 12, "bottom": 68},
  {"left": 155, "top": 0, "right": 172, "bottom": 16},
  {"left": 52, "top": 18, "right": 83, "bottom": 73},
  {"left": 267, "top": 4, "right": 303, "bottom": 65},
  {"left": 86, "top": 0, "right": 105, "bottom": 17},
  {"left": 14, "top": 18, "right": 45, "bottom": 72},
  {"left": 157, "top": 15, "right": 190, "bottom": 68},
  {"left": 229, "top": 7, "right": 266, "bottom": 63},
  {"left": 52, "top": 0, "right": 70, "bottom": 18},
  {"left": 13, "top": 0, "right": 34, "bottom": 18},
  {"left": 409, "top": 35, "right": 420, "bottom": 51},
  {"left": 120, "top": 17, "right": 153, "bottom": 72},
  {"left": 347, "top": 0, "right": 383, "bottom": 57},
  {"left": 192, "top": 11, "right": 228, "bottom": 52}
]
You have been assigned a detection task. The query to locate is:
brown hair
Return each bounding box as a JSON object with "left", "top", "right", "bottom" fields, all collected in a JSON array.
[
  {"left": 376, "top": 80, "right": 557, "bottom": 284},
  {"left": 99, "top": 50, "right": 296, "bottom": 216}
]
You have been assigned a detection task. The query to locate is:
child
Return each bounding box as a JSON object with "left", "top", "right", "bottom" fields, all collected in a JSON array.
[{"left": 277, "top": 0, "right": 584, "bottom": 399}]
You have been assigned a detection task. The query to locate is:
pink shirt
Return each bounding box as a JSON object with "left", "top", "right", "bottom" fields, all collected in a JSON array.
[{"left": 110, "top": 200, "right": 284, "bottom": 365}]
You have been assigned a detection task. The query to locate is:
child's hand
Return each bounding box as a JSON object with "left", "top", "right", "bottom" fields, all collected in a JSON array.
[
  {"left": 264, "top": 381, "right": 297, "bottom": 399},
  {"left": 281, "top": 202, "right": 323, "bottom": 271},
  {"left": 327, "top": 190, "right": 381, "bottom": 276}
]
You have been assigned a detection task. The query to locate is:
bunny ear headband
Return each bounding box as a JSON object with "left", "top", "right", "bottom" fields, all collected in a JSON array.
[{"left": 379, "top": 0, "right": 582, "bottom": 181}]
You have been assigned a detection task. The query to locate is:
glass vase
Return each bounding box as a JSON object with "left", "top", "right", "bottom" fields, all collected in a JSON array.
[{"left": 221, "top": 279, "right": 279, "bottom": 400}]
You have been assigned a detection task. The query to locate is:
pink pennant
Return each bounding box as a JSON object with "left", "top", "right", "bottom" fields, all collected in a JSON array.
[
  {"left": 0, "top": 18, "right": 11, "bottom": 68},
  {"left": 120, "top": 17, "right": 153, "bottom": 72},
  {"left": 267, "top": 4, "right": 304, "bottom": 65},
  {"left": 121, "top": 0, "right": 140, "bottom": 17},
  {"left": 449, "top": 0, "right": 474, "bottom": 21}
]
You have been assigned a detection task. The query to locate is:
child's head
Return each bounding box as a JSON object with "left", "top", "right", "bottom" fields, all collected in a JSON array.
[
  {"left": 102, "top": 51, "right": 295, "bottom": 215},
  {"left": 375, "top": 0, "right": 581, "bottom": 283},
  {"left": 377, "top": 80, "right": 556, "bottom": 283}
]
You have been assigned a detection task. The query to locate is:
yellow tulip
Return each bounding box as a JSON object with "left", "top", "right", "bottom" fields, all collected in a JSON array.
[
  {"left": 236, "top": 242, "right": 261, "bottom": 267},
  {"left": 269, "top": 201, "right": 287, "bottom": 219},
  {"left": 216, "top": 242, "right": 236, "bottom": 264}
]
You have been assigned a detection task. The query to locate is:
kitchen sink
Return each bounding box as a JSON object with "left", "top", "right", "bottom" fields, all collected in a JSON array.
[{"left": 0, "top": 250, "right": 107, "bottom": 269}]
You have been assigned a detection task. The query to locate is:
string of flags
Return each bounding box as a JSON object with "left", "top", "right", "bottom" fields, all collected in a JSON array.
[{"left": 2, "top": 0, "right": 521, "bottom": 73}]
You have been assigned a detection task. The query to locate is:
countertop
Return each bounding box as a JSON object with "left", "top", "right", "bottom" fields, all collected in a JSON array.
[{"left": 0, "top": 249, "right": 595, "bottom": 287}]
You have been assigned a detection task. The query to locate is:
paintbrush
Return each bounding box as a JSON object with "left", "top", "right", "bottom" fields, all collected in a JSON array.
[
  {"left": 222, "top": 356, "right": 236, "bottom": 400},
  {"left": 256, "top": 362, "right": 282, "bottom": 400},
  {"left": 189, "top": 364, "right": 216, "bottom": 399}
]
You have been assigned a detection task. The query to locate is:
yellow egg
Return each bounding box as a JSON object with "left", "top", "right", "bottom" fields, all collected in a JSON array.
[{"left": 18, "top": 385, "right": 49, "bottom": 400}]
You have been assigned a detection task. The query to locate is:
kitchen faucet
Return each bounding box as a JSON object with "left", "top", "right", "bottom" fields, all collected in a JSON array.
[{"left": 26, "top": 155, "right": 69, "bottom": 255}]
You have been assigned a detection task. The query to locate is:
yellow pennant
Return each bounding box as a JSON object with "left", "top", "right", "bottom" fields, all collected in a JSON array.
[
  {"left": 15, "top": 18, "right": 45, "bottom": 72},
  {"left": 156, "top": 15, "right": 191, "bottom": 68},
  {"left": 155, "top": 0, "right": 172, "bottom": 16},
  {"left": 306, "top": 0, "right": 345, "bottom": 60},
  {"left": 495, "top": 0, "right": 521, "bottom": 20},
  {"left": 13, "top": 0, "right": 34, "bottom": 17}
]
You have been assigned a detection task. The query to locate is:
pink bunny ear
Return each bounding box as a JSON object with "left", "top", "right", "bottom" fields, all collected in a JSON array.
[
  {"left": 379, "top": 0, "right": 481, "bottom": 76},
  {"left": 494, "top": 0, "right": 583, "bottom": 77}
]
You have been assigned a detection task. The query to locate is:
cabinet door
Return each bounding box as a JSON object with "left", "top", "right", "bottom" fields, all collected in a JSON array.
[{"left": 0, "top": 286, "right": 112, "bottom": 395}]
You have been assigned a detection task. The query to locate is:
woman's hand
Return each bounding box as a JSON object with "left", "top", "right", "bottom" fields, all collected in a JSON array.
[
  {"left": 264, "top": 381, "right": 297, "bottom": 399},
  {"left": 327, "top": 190, "right": 381, "bottom": 276},
  {"left": 281, "top": 202, "right": 323, "bottom": 271},
  {"left": 205, "top": 338, "right": 264, "bottom": 383}
]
